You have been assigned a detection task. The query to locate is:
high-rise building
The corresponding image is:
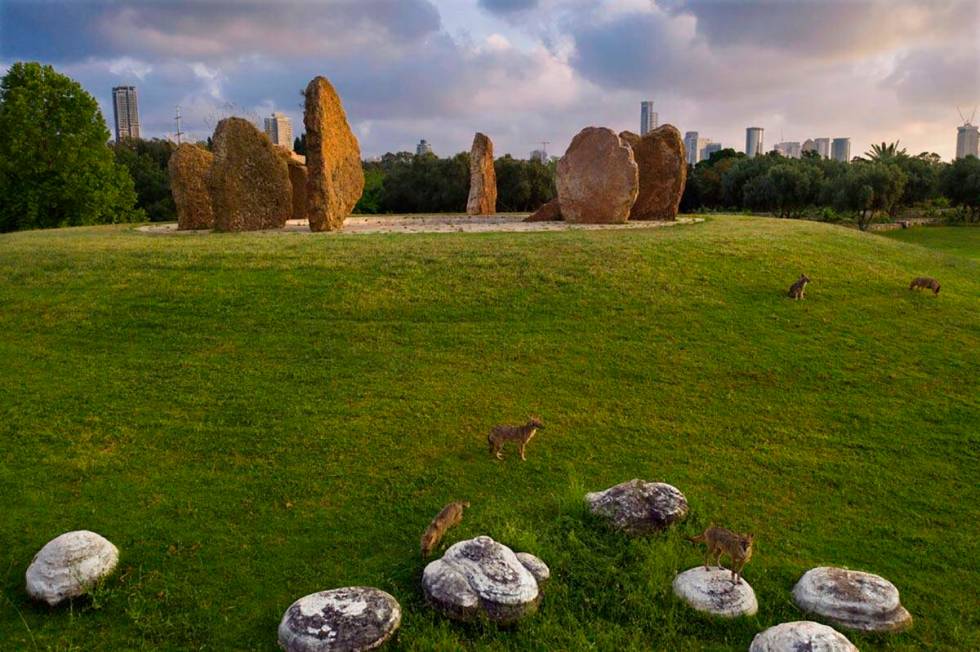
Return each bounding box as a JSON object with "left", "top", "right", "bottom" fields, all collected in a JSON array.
[
  {"left": 640, "top": 101, "right": 658, "bottom": 135},
  {"left": 683, "top": 131, "right": 700, "bottom": 165},
  {"left": 530, "top": 149, "right": 548, "bottom": 163},
  {"left": 701, "top": 142, "right": 722, "bottom": 161},
  {"left": 814, "top": 137, "right": 831, "bottom": 159},
  {"left": 774, "top": 141, "right": 802, "bottom": 159},
  {"left": 831, "top": 137, "right": 851, "bottom": 162},
  {"left": 264, "top": 112, "right": 293, "bottom": 150},
  {"left": 416, "top": 139, "right": 433, "bottom": 156},
  {"left": 956, "top": 122, "right": 979, "bottom": 159},
  {"left": 112, "top": 86, "right": 140, "bottom": 141},
  {"left": 746, "top": 127, "right": 764, "bottom": 157},
  {"left": 802, "top": 139, "right": 816, "bottom": 155}
]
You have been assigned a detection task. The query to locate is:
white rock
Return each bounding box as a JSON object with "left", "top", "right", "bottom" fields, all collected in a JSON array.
[
  {"left": 672, "top": 566, "right": 758, "bottom": 618},
  {"left": 25, "top": 530, "right": 119, "bottom": 606},
  {"left": 277, "top": 587, "right": 401, "bottom": 652},
  {"left": 515, "top": 552, "right": 550, "bottom": 586},
  {"left": 792, "top": 566, "right": 912, "bottom": 632},
  {"left": 585, "top": 479, "right": 688, "bottom": 535},
  {"left": 422, "top": 536, "right": 543, "bottom": 624},
  {"left": 749, "top": 621, "right": 858, "bottom": 652}
]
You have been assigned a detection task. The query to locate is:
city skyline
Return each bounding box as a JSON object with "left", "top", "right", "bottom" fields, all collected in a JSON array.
[{"left": 3, "top": 1, "right": 976, "bottom": 160}]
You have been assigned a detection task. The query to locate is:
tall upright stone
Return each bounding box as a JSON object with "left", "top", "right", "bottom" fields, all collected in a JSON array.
[
  {"left": 619, "top": 125, "right": 687, "bottom": 220},
  {"left": 304, "top": 76, "right": 364, "bottom": 232},
  {"left": 466, "top": 132, "right": 497, "bottom": 215},
  {"left": 169, "top": 143, "right": 214, "bottom": 230},
  {"left": 275, "top": 146, "right": 308, "bottom": 221},
  {"left": 208, "top": 117, "right": 291, "bottom": 232},
  {"left": 557, "top": 127, "right": 638, "bottom": 224}
]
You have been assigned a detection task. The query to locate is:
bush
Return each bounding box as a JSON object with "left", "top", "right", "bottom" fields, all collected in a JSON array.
[
  {"left": 113, "top": 138, "right": 177, "bottom": 222},
  {"left": 941, "top": 156, "right": 980, "bottom": 222}
]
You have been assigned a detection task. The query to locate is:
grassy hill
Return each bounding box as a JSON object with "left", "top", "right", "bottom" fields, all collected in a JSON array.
[{"left": 0, "top": 217, "right": 977, "bottom": 651}]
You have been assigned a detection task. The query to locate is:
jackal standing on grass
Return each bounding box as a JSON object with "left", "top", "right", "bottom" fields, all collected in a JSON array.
[{"left": 488, "top": 418, "right": 544, "bottom": 461}]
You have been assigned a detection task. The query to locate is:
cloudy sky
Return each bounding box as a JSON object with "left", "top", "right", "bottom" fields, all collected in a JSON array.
[{"left": 2, "top": 0, "right": 977, "bottom": 160}]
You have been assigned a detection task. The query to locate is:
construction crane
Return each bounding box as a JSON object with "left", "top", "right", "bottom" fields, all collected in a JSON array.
[
  {"left": 174, "top": 105, "right": 185, "bottom": 145},
  {"left": 957, "top": 106, "right": 978, "bottom": 125}
]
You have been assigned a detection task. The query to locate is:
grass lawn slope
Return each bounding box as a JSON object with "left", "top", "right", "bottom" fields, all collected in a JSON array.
[
  {"left": 880, "top": 225, "right": 980, "bottom": 262},
  {"left": 1, "top": 216, "right": 977, "bottom": 651}
]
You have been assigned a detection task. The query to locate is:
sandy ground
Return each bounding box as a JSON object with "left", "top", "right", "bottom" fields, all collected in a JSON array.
[{"left": 137, "top": 214, "right": 702, "bottom": 236}]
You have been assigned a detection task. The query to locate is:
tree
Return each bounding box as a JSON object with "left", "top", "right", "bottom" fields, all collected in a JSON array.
[
  {"left": 832, "top": 162, "right": 907, "bottom": 230},
  {"left": 940, "top": 156, "right": 980, "bottom": 221},
  {"left": 863, "top": 141, "right": 907, "bottom": 163},
  {"left": 113, "top": 138, "right": 177, "bottom": 221},
  {"left": 0, "top": 62, "right": 142, "bottom": 232},
  {"left": 293, "top": 134, "right": 306, "bottom": 156}
]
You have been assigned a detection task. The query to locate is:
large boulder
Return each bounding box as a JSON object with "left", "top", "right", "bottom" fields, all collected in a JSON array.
[
  {"left": 466, "top": 132, "right": 497, "bottom": 215},
  {"left": 672, "top": 566, "right": 758, "bottom": 618},
  {"left": 304, "top": 76, "right": 364, "bottom": 232},
  {"left": 792, "top": 566, "right": 912, "bottom": 632},
  {"left": 619, "top": 125, "right": 687, "bottom": 220},
  {"left": 749, "top": 621, "right": 858, "bottom": 652},
  {"left": 422, "top": 535, "right": 546, "bottom": 624},
  {"left": 277, "top": 146, "right": 308, "bottom": 221},
  {"left": 556, "top": 127, "right": 638, "bottom": 224},
  {"left": 524, "top": 198, "right": 561, "bottom": 222},
  {"left": 277, "top": 587, "right": 401, "bottom": 652},
  {"left": 585, "top": 479, "right": 688, "bottom": 535},
  {"left": 169, "top": 143, "right": 214, "bottom": 230},
  {"left": 26, "top": 530, "right": 119, "bottom": 606},
  {"left": 209, "top": 117, "right": 291, "bottom": 232}
]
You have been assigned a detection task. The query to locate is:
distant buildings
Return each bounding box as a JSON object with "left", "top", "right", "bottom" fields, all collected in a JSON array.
[
  {"left": 774, "top": 141, "right": 802, "bottom": 158},
  {"left": 802, "top": 139, "right": 816, "bottom": 155},
  {"left": 814, "top": 137, "right": 831, "bottom": 159},
  {"left": 640, "top": 101, "right": 658, "bottom": 136},
  {"left": 112, "top": 86, "right": 140, "bottom": 141},
  {"left": 745, "top": 127, "right": 764, "bottom": 157},
  {"left": 530, "top": 149, "right": 548, "bottom": 163},
  {"left": 701, "top": 142, "right": 722, "bottom": 161},
  {"left": 956, "top": 121, "right": 979, "bottom": 159},
  {"left": 683, "top": 131, "right": 700, "bottom": 165},
  {"left": 416, "top": 139, "right": 433, "bottom": 156},
  {"left": 831, "top": 137, "right": 851, "bottom": 162},
  {"left": 264, "top": 112, "right": 293, "bottom": 150}
]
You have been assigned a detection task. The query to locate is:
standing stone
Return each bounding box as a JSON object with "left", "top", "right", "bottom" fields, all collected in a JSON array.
[
  {"left": 466, "top": 132, "right": 497, "bottom": 215},
  {"left": 209, "top": 117, "right": 291, "bottom": 232},
  {"left": 276, "top": 146, "right": 308, "bottom": 221},
  {"left": 277, "top": 587, "right": 401, "bottom": 652},
  {"left": 169, "top": 143, "right": 214, "bottom": 230},
  {"left": 619, "top": 125, "right": 687, "bottom": 220},
  {"left": 585, "top": 479, "right": 688, "bottom": 535},
  {"left": 26, "top": 531, "right": 119, "bottom": 606},
  {"left": 749, "top": 621, "right": 858, "bottom": 652},
  {"left": 304, "top": 76, "right": 364, "bottom": 232},
  {"left": 672, "top": 566, "right": 758, "bottom": 618},
  {"left": 422, "top": 536, "right": 546, "bottom": 624},
  {"left": 792, "top": 566, "right": 913, "bottom": 632},
  {"left": 557, "top": 127, "right": 638, "bottom": 224},
  {"left": 524, "top": 198, "right": 561, "bottom": 222}
]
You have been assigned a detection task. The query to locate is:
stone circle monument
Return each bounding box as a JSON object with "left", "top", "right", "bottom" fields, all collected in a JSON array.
[
  {"left": 672, "top": 566, "right": 758, "bottom": 618},
  {"left": 169, "top": 143, "right": 214, "bottom": 230},
  {"left": 556, "top": 127, "right": 638, "bottom": 224},
  {"left": 208, "top": 117, "right": 292, "bottom": 232},
  {"left": 26, "top": 530, "right": 119, "bottom": 606},
  {"left": 304, "top": 76, "right": 364, "bottom": 232},
  {"left": 585, "top": 479, "right": 688, "bottom": 535},
  {"left": 749, "top": 621, "right": 858, "bottom": 652},
  {"left": 466, "top": 132, "right": 497, "bottom": 215},
  {"left": 619, "top": 125, "right": 687, "bottom": 220},
  {"left": 277, "top": 586, "right": 401, "bottom": 652},
  {"left": 792, "top": 566, "right": 912, "bottom": 632}
]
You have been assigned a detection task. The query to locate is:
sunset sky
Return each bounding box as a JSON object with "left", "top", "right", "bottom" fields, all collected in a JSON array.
[{"left": 2, "top": 0, "right": 977, "bottom": 160}]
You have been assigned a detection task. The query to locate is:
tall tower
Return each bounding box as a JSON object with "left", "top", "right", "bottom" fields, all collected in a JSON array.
[
  {"left": 956, "top": 122, "right": 979, "bottom": 159},
  {"left": 814, "top": 137, "right": 831, "bottom": 159},
  {"left": 112, "top": 86, "right": 140, "bottom": 141},
  {"left": 683, "top": 131, "right": 699, "bottom": 165},
  {"left": 831, "top": 138, "right": 851, "bottom": 162},
  {"left": 640, "top": 101, "right": 658, "bottom": 135},
  {"left": 264, "top": 112, "right": 293, "bottom": 150},
  {"left": 745, "top": 127, "right": 764, "bottom": 157}
]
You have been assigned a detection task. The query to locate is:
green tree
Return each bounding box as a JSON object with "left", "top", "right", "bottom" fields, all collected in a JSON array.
[
  {"left": 832, "top": 162, "right": 907, "bottom": 230},
  {"left": 0, "top": 62, "right": 142, "bottom": 232},
  {"left": 940, "top": 156, "right": 980, "bottom": 221},
  {"left": 354, "top": 164, "right": 385, "bottom": 214},
  {"left": 293, "top": 134, "right": 306, "bottom": 156},
  {"left": 113, "top": 138, "right": 177, "bottom": 221}
]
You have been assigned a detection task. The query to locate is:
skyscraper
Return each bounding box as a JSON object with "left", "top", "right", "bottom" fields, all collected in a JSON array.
[
  {"left": 956, "top": 122, "right": 979, "bottom": 159},
  {"left": 745, "top": 127, "right": 764, "bottom": 157},
  {"left": 802, "top": 139, "right": 816, "bottom": 155},
  {"left": 264, "top": 112, "right": 293, "bottom": 150},
  {"left": 814, "top": 138, "right": 831, "bottom": 159},
  {"left": 831, "top": 138, "right": 851, "bottom": 162},
  {"left": 683, "top": 131, "right": 699, "bottom": 165},
  {"left": 774, "top": 141, "right": 802, "bottom": 158},
  {"left": 640, "top": 101, "right": 658, "bottom": 135},
  {"left": 112, "top": 86, "right": 140, "bottom": 141},
  {"left": 701, "top": 142, "right": 722, "bottom": 161},
  {"left": 416, "top": 139, "right": 433, "bottom": 156}
]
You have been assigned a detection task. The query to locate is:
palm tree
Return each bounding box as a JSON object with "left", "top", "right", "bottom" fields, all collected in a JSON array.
[{"left": 864, "top": 141, "right": 907, "bottom": 162}]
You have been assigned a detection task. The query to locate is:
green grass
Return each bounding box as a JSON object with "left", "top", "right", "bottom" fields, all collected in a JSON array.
[
  {"left": 879, "top": 225, "right": 980, "bottom": 261},
  {"left": 0, "top": 216, "right": 977, "bottom": 651}
]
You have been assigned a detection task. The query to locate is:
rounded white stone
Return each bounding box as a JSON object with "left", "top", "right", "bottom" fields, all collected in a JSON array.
[
  {"left": 749, "top": 621, "right": 858, "bottom": 652},
  {"left": 792, "top": 566, "right": 912, "bottom": 632},
  {"left": 277, "top": 587, "right": 401, "bottom": 652},
  {"left": 25, "top": 530, "right": 119, "bottom": 606},
  {"left": 585, "top": 479, "right": 688, "bottom": 535},
  {"left": 672, "top": 566, "right": 758, "bottom": 618},
  {"left": 515, "top": 552, "right": 550, "bottom": 585}
]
